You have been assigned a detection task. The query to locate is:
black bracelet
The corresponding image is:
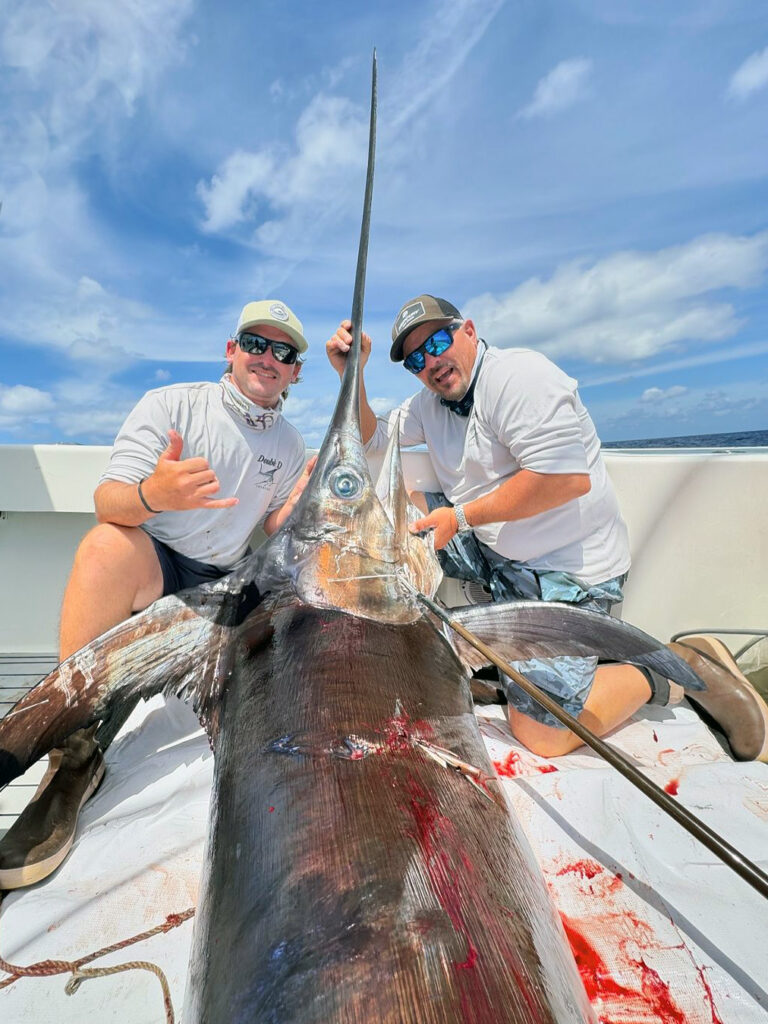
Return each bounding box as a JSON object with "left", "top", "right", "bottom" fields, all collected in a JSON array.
[{"left": 137, "top": 479, "right": 161, "bottom": 514}]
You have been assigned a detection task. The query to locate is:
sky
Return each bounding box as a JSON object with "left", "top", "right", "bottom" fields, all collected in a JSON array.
[{"left": 1, "top": 0, "right": 767, "bottom": 448}]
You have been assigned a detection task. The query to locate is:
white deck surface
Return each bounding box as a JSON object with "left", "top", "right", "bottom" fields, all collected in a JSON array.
[{"left": 0, "top": 693, "right": 766, "bottom": 1023}]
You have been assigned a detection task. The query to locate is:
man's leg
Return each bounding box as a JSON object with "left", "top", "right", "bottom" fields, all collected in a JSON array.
[
  {"left": 59, "top": 523, "right": 164, "bottom": 660},
  {"left": 508, "top": 639, "right": 768, "bottom": 761},
  {"left": 0, "top": 524, "right": 164, "bottom": 889},
  {"left": 507, "top": 663, "right": 653, "bottom": 757}
]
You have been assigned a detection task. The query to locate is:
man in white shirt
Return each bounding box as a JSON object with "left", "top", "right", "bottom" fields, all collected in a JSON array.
[
  {"left": 326, "top": 295, "right": 768, "bottom": 765},
  {"left": 0, "top": 299, "right": 314, "bottom": 889}
]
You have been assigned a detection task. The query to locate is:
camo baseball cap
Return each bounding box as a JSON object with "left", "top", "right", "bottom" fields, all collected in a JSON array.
[
  {"left": 390, "top": 295, "right": 463, "bottom": 361},
  {"left": 236, "top": 300, "right": 309, "bottom": 353}
]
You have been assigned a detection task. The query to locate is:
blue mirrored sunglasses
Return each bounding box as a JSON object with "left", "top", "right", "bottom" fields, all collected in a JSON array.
[
  {"left": 236, "top": 331, "right": 299, "bottom": 365},
  {"left": 403, "top": 323, "right": 461, "bottom": 375}
]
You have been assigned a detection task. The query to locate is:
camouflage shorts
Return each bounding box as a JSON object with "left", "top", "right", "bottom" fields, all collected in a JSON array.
[{"left": 425, "top": 492, "right": 627, "bottom": 729}]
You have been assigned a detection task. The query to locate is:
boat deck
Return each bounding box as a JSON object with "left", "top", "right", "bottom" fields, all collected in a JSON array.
[
  {"left": 0, "top": 655, "right": 56, "bottom": 839},
  {"left": 1, "top": 689, "right": 766, "bottom": 1023}
]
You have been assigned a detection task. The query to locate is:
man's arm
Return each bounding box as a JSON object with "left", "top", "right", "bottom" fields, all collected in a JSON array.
[
  {"left": 262, "top": 456, "right": 317, "bottom": 536},
  {"left": 95, "top": 429, "right": 238, "bottom": 525},
  {"left": 411, "top": 469, "right": 591, "bottom": 550},
  {"left": 326, "top": 320, "right": 376, "bottom": 443}
]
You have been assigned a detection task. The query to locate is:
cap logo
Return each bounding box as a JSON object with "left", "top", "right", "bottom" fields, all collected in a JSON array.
[
  {"left": 269, "top": 302, "right": 290, "bottom": 322},
  {"left": 396, "top": 300, "right": 425, "bottom": 334}
]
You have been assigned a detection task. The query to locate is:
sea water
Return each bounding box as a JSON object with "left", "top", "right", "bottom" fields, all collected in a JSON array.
[{"left": 602, "top": 428, "right": 768, "bottom": 449}]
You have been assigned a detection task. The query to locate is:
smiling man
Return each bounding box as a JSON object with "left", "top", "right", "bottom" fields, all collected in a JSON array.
[
  {"left": 327, "top": 294, "right": 768, "bottom": 766},
  {"left": 0, "top": 299, "right": 313, "bottom": 889}
]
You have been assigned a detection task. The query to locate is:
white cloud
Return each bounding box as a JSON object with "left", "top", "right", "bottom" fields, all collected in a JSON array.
[
  {"left": 370, "top": 396, "right": 398, "bottom": 414},
  {"left": 386, "top": 0, "right": 505, "bottom": 131},
  {"left": 0, "top": 0, "right": 199, "bottom": 380},
  {"left": 197, "top": 95, "right": 367, "bottom": 239},
  {"left": 727, "top": 46, "right": 768, "bottom": 101},
  {"left": 595, "top": 377, "right": 768, "bottom": 439},
  {"left": 464, "top": 231, "right": 768, "bottom": 363},
  {"left": 640, "top": 386, "right": 687, "bottom": 403},
  {"left": 197, "top": 0, "right": 505, "bottom": 257},
  {"left": 0, "top": 384, "right": 54, "bottom": 415},
  {"left": 0, "top": 377, "right": 133, "bottom": 440},
  {"left": 1, "top": 0, "right": 194, "bottom": 133},
  {"left": 519, "top": 58, "right": 593, "bottom": 119},
  {"left": 580, "top": 339, "right": 768, "bottom": 388},
  {"left": 154, "top": 368, "right": 171, "bottom": 382},
  {"left": 59, "top": 407, "right": 134, "bottom": 440},
  {"left": 197, "top": 151, "right": 277, "bottom": 233}
]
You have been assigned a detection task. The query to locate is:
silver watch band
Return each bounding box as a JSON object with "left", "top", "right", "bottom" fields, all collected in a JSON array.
[{"left": 454, "top": 504, "right": 472, "bottom": 533}]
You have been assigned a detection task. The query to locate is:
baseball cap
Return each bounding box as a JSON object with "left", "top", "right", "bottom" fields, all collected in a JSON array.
[
  {"left": 236, "top": 300, "right": 309, "bottom": 354},
  {"left": 390, "top": 294, "right": 463, "bottom": 361}
]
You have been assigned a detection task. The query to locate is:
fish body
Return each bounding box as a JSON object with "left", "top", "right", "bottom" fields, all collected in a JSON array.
[{"left": 185, "top": 601, "right": 592, "bottom": 1023}]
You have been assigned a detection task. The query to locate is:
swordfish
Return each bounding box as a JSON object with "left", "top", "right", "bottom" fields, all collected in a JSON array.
[{"left": 0, "top": 359, "right": 707, "bottom": 1024}]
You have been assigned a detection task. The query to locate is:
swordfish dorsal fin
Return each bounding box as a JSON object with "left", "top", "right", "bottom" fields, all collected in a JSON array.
[
  {"left": 375, "top": 413, "right": 409, "bottom": 544},
  {"left": 447, "top": 600, "right": 706, "bottom": 690},
  {"left": 0, "top": 573, "right": 271, "bottom": 789},
  {"left": 375, "top": 416, "right": 443, "bottom": 599}
]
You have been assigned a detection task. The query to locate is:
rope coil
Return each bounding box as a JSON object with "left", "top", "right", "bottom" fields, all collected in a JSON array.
[{"left": 0, "top": 896, "right": 194, "bottom": 1023}]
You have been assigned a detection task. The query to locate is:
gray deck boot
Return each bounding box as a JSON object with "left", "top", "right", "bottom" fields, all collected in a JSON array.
[
  {"left": 0, "top": 726, "right": 105, "bottom": 889},
  {"left": 670, "top": 634, "right": 768, "bottom": 763}
]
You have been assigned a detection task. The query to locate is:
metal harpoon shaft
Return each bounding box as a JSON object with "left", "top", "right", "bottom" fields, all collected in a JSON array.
[{"left": 415, "top": 589, "right": 768, "bottom": 902}]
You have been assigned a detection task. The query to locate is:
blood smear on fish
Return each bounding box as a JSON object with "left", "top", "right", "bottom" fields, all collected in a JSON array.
[
  {"left": 493, "top": 750, "right": 557, "bottom": 778},
  {"left": 665, "top": 778, "right": 680, "bottom": 796}
]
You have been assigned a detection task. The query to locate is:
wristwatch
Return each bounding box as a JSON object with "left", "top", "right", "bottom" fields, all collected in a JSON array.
[{"left": 454, "top": 504, "right": 472, "bottom": 533}]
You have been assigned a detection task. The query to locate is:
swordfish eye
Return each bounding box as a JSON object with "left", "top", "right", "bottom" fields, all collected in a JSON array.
[{"left": 328, "top": 467, "right": 364, "bottom": 501}]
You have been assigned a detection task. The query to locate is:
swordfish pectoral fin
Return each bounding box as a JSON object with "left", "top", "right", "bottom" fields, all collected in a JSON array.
[
  {"left": 0, "top": 586, "right": 243, "bottom": 788},
  {"left": 447, "top": 600, "right": 706, "bottom": 690}
]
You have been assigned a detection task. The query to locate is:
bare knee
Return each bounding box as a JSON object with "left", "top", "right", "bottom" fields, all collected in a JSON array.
[
  {"left": 74, "top": 523, "right": 148, "bottom": 568},
  {"left": 69, "top": 524, "right": 161, "bottom": 605},
  {"left": 505, "top": 708, "right": 581, "bottom": 758}
]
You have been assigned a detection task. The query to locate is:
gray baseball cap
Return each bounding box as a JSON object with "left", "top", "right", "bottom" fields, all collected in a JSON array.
[{"left": 390, "top": 294, "right": 462, "bottom": 362}]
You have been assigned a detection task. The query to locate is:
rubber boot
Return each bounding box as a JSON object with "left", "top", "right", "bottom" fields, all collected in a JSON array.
[
  {"left": 670, "top": 635, "right": 768, "bottom": 763},
  {"left": 0, "top": 726, "right": 105, "bottom": 889}
]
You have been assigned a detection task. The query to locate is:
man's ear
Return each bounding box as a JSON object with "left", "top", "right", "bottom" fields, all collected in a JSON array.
[
  {"left": 225, "top": 337, "right": 237, "bottom": 360},
  {"left": 462, "top": 319, "right": 477, "bottom": 342},
  {"left": 290, "top": 362, "right": 302, "bottom": 384}
]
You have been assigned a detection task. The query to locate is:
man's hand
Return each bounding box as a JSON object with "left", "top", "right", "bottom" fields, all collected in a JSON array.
[
  {"left": 142, "top": 430, "right": 239, "bottom": 512},
  {"left": 409, "top": 506, "right": 459, "bottom": 550},
  {"left": 326, "top": 319, "right": 372, "bottom": 378}
]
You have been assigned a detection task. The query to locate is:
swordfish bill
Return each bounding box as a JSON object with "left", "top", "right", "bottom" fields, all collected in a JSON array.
[{"left": 0, "top": 52, "right": 708, "bottom": 1021}]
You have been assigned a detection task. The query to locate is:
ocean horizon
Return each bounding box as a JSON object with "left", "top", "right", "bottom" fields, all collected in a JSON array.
[{"left": 602, "top": 428, "right": 768, "bottom": 449}]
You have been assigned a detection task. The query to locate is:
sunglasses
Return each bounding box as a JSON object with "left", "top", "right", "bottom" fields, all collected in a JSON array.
[
  {"left": 403, "top": 323, "right": 461, "bottom": 375},
  {"left": 236, "top": 331, "right": 299, "bottom": 365}
]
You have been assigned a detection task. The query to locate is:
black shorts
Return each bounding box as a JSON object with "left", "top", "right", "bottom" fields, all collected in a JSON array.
[{"left": 149, "top": 535, "right": 230, "bottom": 596}]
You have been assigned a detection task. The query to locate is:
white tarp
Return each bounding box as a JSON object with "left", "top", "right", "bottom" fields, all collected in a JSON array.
[{"left": 1, "top": 696, "right": 767, "bottom": 1023}]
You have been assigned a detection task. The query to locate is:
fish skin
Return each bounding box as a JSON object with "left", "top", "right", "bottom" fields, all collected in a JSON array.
[{"left": 184, "top": 602, "right": 594, "bottom": 1023}]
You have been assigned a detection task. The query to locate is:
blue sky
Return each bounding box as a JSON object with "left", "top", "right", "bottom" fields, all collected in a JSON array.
[{"left": 1, "top": 0, "right": 767, "bottom": 447}]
